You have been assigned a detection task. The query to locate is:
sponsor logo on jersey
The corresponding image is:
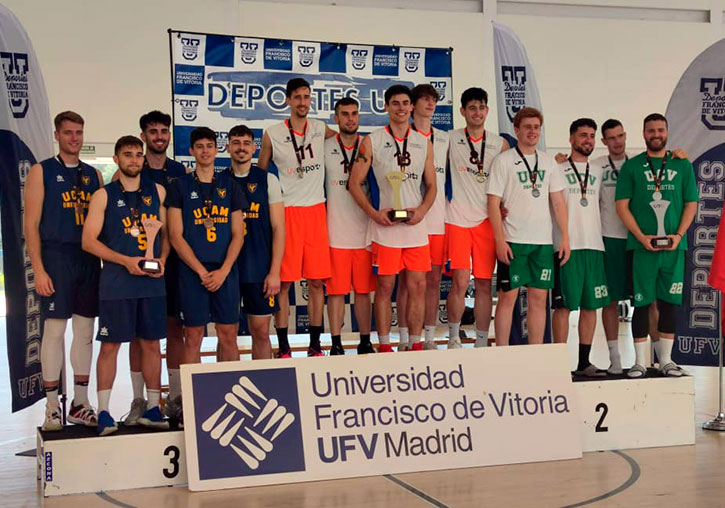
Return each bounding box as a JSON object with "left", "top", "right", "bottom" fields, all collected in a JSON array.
[
  {"left": 180, "top": 37, "right": 201, "bottom": 61},
  {"left": 180, "top": 99, "right": 199, "bottom": 122},
  {"left": 699, "top": 77, "right": 725, "bottom": 130},
  {"left": 117, "top": 199, "right": 125, "bottom": 207},
  {"left": 247, "top": 183, "right": 257, "bottom": 193},
  {"left": 298, "top": 46, "right": 315, "bottom": 67},
  {"left": 240, "top": 42, "right": 259, "bottom": 64},
  {"left": 48, "top": 302, "right": 55, "bottom": 311},
  {"left": 217, "top": 188, "right": 227, "bottom": 199},
  {"left": 0, "top": 52, "right": 29, "bottom": 118},
  {"left": 142, "top": 196, "right": 152, "bottom": 206},
  {"left": 430, "top": 80, "right": 446, "bottom": 101},
  {"left": 351, "top": 49, "right": 368, "bottom": 70},
  {"left": 191, "top": 191, "right": 199, "bottom": 199},
  {"left": 501, "top": 65, "right": 526, "bottom": 123},
  {"left": 56, "top": 175, "right": 64, "bottom": 182},
  {"left": 82, "top": 176, "right": 90, "bottom": 185},
  {"left": 403, "top": 51, "right": 421, "bottom": 73}
]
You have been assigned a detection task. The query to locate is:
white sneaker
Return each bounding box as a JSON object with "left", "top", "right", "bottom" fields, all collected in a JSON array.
[
  {"left": 123, "top": 398, "right": 147, "bottom": 426},
  {"left": 423, "top": 340, "right": 437, "bottom": 350},
  {"left": 42, "top": 404, "right": 62, "bottom": 431},
  {"left": 447, "top": 336, "right": 462, "bottom": 349}
]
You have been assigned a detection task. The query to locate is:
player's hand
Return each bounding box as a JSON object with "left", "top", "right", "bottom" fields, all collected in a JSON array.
[
  {"left": 371, "top": 208, "right": 394, "bottom": 226},
  {"left": 554, "top": 153, "right": 568, "bottom": 164},
  {"left": 666, "top": 234, "right": 681, "bottom": 251},
  {"left": 124, "top": 256, "right": 147, "bottom": 276},
  {"left": 638, "top": 235, "right": 658, "bottom": 251},
  {"left": 203, "top": 268, "right": 229, "bottom": 292},
  {"left": 35, "top": 269, "right": 55, "bottom": 296},
  {"left": 500, "top": 203, "right": 509, "bottom": 221},
  {"left": 405, "top": 207, "right": 424, "bottom": 226},
  {"left": 671, "top": 148, "right": 689, "bottom": 160},
  {"left": 263, "top": 271, "right": 281, "bottom": 298},
  {"left": 558, "top": 238, "right": 571, "bottom": 266},
  {"left": 495, "top": 241, "right": 514, "bottom": 265},
  {"left": 147, "top": 258, "right": 165, "bottom": 278}
]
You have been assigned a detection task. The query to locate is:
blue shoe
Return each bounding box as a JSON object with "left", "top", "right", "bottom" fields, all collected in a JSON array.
[
  {"left": 138, "top": 406, "right": 170, "bottom": 430},
  {"left": 97, "top": 410, "right": 118, "bottom": 436}
]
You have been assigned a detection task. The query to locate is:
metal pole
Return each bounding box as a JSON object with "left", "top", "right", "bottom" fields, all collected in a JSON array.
[{"left": 703, "top": 290, "right": 725, "bottom": 431}]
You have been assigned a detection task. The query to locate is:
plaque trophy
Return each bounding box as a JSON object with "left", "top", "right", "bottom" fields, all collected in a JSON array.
[
  {"left": 139, "top": 218, "right": 163, "bottom": 273},
  {"left": 649, "top": 191, "right": 673, "bottom": 249},
  {"left": 385, "top": 172, "right": 412, "bottom": 222}
]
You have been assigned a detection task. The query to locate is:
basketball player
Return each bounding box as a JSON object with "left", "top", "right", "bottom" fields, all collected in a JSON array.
[
  {"left": 82, "top": 135, "right": 169, "bottom": 435},
  {"left": 25, "top": 111, "right": 103, "bottom": 430},
  {"left": 615, "top": 113, "right": 698, "bottom": 377},
  {"left": 349, "top": 85, "right": 436, "bottom": 352},
  {"left": 257, "top": 78, "right": 336, "bottom": 357},
  {"left": 446, "top": 87, "right": 508, "bottom": 350},
  {"left": 167, "top": 127, "right": 246, "bottom": 368},
  {"left": 227, "top": 125, "right": 284, "bottom": 359},
  {"left": 324, "top": 97, "right": 375, "bottom": 355},
  {"left": 487, "top": 107, "right": 570, "bottom": 345}
]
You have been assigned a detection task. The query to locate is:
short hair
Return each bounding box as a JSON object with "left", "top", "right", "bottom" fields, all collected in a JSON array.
[
  {"left": 190, "top": 127, "right": 216, "bottom": 146},
  {"left": 228, "top": 124, "right": 254, "bottom": 140},
  {"left": 411, "top": 84, "right": 439, "bottom": 104},
  {"left": 601, "top": 119, "right": 623, "bottom": 137},
  {"left": 54, "top": 111, "right": 84, "bottom": 130},
  {"left": 460, "top": 87, "right": 488, "bottom": 108},
  {"left": 384, "top": 85, "right": 412, "bottom": 105},
  {"left": 139, "top": 110, "right": 171, "bottom": 131},
  {"left": 114, "top": 135, "right": 144, "bottom": 155},
  {"left": 513, "top": 107, "right": 543, "bottom": 128},
  {"left": 643, "top": 113, "right": 668, "bottom": 129},
  {"left": 569, "top": 118, "right": 597, "bottom": 136},
  {"left": 286, "top": 77, "right": 311, "bottom": 98},
  {"left": 334, "top": 97, "right": 359, "bottom": 113}
]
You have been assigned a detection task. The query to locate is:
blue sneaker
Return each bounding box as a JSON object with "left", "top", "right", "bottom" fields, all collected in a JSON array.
[
  {"left": 97, "top": 410, "right": 118, "bottom": 436},
  {"left": 138, "top": 406, "right": 170, "bottom": 430}
]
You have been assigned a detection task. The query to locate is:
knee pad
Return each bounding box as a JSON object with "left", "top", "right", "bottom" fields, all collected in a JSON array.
[
  {"left": 657, "top": 300, "right": 677, "bottom": 334},
  {"left": 632, "top": 306, "right": 650, "bottom": 339},
  {"left": 41, "top": 318, "right": 67, "bottom": 382},
  {"left": 70, "top": 315, "right": 94, "bottom": 376}
]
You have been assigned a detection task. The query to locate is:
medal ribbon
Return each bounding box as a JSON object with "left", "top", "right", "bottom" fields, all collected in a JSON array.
[
  {"left": 386, "top": 125, "right": 410, "bottom": 172},
  {"left": 117, "top": 180, "right": 143, "bottom": 232},
  {"left": 607, "top": 154, "right": 628, "bottom": 175},
  {"left": 286, "top": 118, "right": 308, "bottom": 177},
  {"left": 567, "top": 157, "right": 590, "bottom": 200},
  {"left": 336, "top": 134, "right": 360, "bottom": 174},
  {"left": 58, "top": 153, "right": 85, "bottom": 215},
  {"left": 193, "top": 171, "right": 217, "bottom": 223},
  {"left": 645, "top": 151, "right": 670, "bottom": 193},
  {"left": 515, "top": 146, "right": 540, "bottom": 189},
  {"left": 464, "top": 127, "right": 486, "bottom": 174}
]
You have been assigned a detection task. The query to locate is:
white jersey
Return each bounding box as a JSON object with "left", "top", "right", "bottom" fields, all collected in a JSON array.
[
  {"left": 414, "top": 126, "right": 448, "bottom": 235},
  {"left": 593, "top": 154, "right": 629, "bottom": 239},
  {"left": 324, "top": 135, "right": 371, "bottom": 249},
  {"left": 553, "top": 160, "right": 605, "bottom": 251},
  {"left": 446, "top": 128, "right": 505, "bottom": 227},
  {"left": 266, "top": 118, "right": 326, "bottom": 207},
  {"left": 369, "top": 126, "right": 430, "bottom": 248},
  {"left": 487, "top": 148, "right": 565, "bottom": 245}
]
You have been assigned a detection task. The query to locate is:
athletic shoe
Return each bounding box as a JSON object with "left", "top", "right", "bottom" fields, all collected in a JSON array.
[
  {"left": 357, "top": 342, "right": 376, "bottom": 355},
  {"left": 330, "top": 343, "right": 345, "bottom": 356},
  {"left": 123, "top": 398, "right": 147, "bottom": 426},
  {"left": 378, "top": 343, "right": 394, "bottom": 353},
  {"left": 164, "top": 395, "right": 183, "bottom": 421},
  {"left": 627, "top": 364, "right": 647, "bottom": 378},
  {"left": 660, "top": 362, "right": 685, "bottom": 377},
  {"left": 97, "top": 410, "right": 118, "bottom": 436},
  {"left": 607, "top": 364, "right": 623, "bottom": 375},
  {"left": 138, "top": 406, "right": 170, "bottom": 430},
  {"left": 447, "top": 336, "right": 462, "bottom": 349},
  {"left": 574, "top": 364, "right": 607, "bottom": 378},
  {"left": 307, "top": 346, "right": 325, "bottom": 357},
  {"left": 411, "top": 342, "right": 423, "bottom": 351},
  {"left": 276, "top": 349, "right": 292, "bottom": 359},
  {"left": 398, "top": 341, "right": 409, "bottom": 352},
  {"left": 41, "top": 404, "right": 62, "bottom": 432},
  {"left": 423, "top": 340, "right": 437, "bottom": 350},
  {"left": 67, "top": 402, "right": 98, "bottom": 427}
]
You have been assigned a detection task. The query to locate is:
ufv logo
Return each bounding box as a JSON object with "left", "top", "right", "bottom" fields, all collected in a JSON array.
[
  {"left": 501, "top": 65, "right": 527, "bottom": 123},
  {"left": 216, "top": 131, "right": 229, "bottom": 153},
  {"left": 351, "top": 49, "right": 368, "bottom": 70},
  {"left": 240, "top": 42, "right": 259, "bottom": 64},
  {"left": 404, "top": 51, "right": 421, "bottom": 73},
  {"left": 644, "top": 169, "right": 677, "bottom": 182},
  {"left": 699, "top": 77, "right": 725, "bottom": 130},
  {"left": 0, "top": 52, "right": 30, "bottom": 118},
  {"left": 180, "top": 37, "right": 201, "bottom": 61},
  {"left": 430, "top": 80, "right": 446, "bottom": 101},
  {"left": 179, "top": 99, "right": 199, "bottom": 122},
  {"left": 298, "top": 46, "right": 315, "bottom": 67},
  {"left": 565, "top": 173, "right": 596, "bottom": 186}
]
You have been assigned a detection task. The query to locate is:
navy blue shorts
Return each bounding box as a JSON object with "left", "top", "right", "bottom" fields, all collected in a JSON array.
[
  {"left": 165, "top": 250, "right": 182, "bottom": 320},
  {"left": 41, "top": 246, "right": 100, "bottom": 319},
  {"left": 179, "top": 261, "right": 240, "bottom": 327},
  {"left": 241, "top": 282, "right": 280, "bottom": 316},
  {"left": 96, "top": 296, "right": 167, "bottom": 343}
]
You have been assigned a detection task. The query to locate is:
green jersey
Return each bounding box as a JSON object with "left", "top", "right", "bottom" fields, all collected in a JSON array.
[{"left": 614, "top": 151, "right": 698, "bottom": 251}]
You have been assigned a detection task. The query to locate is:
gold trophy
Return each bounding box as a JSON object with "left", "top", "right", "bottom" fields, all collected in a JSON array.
[
  {"left": 139, "top": 218, "right": 163, "bottom": 273},
  {"left": 385, "top": 172, "right": 412, "bottom": 222}
]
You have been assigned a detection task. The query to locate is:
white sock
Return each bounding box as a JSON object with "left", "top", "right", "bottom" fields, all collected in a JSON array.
[
  {"left": 147, "top": 389, "right": 160, "bottom": 409},
  {"left": 73, "top": 381, "right": 89, "bottom": 406},
  {"left": 607, "top": 340, "right": 622, "bottom": 369},
  {"left": 398, "top": 327, "right": 409, "bottom": 345},
  {"left": 475, "top": 329, "right": 489, "bottom": 347},
  {"left": 448, "top": 322, "right": 460, "bottom": 341},
  {"left": 168, "top": 368, "right": 181, "bottom": 399},
  {"left": 424, "top": 325, "right": 436, "bottom": 342},
  {"left": 634, "top": 341, "right": 647, "bottom": 367},
  {"left": 46, "top": 388, "right": 59, "bottom": 408},
  {"left": 410, "top": 335, "right": 422, "bottom": 345},
  {"left": 131, "top": 371, "right": 145, "bottom": 400},
  {"left": 98, "top": 389, "right": 112, "bottom": 413},
  {"left": 379, "top": 334, "right": 390, "bottom": 345},
  {"left": 657, "top": 338, "right": 674, "bottom": 366}
]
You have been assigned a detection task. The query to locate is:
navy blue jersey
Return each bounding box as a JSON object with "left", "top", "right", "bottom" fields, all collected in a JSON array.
[
  {"left": 142, "top": 156, "right": 187, "bottom": 190},
  {"left": 39, "top": 157, "right": 100, "bottom": 245},
  {"left": 230, "top": 166, "right": 272, "bottom": 283},
  {"left": 166, "top": 170, "right": 247, "bottom": 264},
  {"left": 99, "top": 179, "right": 165, "bottom": 300}
]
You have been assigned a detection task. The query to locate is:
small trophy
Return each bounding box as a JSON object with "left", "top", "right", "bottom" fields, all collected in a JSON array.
[
  {"left": 139, "top": 218, "right": 163, "bottom": 273},
  {"left": 649, "top": 192, "right": 673, "bottom": 249},
  {"left": 385, "top": 172, "right": 412, "bottom": 222}
]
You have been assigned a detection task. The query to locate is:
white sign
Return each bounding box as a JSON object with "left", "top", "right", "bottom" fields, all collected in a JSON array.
[{"left": 182, "top": 344, "right": 582, "bottom": 491}]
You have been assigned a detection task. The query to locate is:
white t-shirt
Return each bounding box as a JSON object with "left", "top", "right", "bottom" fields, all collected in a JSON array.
[
  {"left": 324, "top": 135, "right": 371, "bottom": 249},
  {"left": 369, "top": 126, "right": 430, "bottom": 248},
  {"left": 265, "top": 118, "right": 326, "bottom": 207},
  {"left": 446, "top": 128, "right": 505, "bottom": 227},
  {"left": 553, "top": 160, "right": 604, "bottom": 251},
  {"left": 414, "top": 127, "right": 448, "bottom": 236},
  {"left": 593, "top": 154, "right": 629, "bottom": 239},
  {"left": 487, "top": 148, "right": 565, "bottom": 245}
]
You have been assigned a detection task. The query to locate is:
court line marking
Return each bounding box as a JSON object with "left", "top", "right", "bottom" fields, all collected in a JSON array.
[
  {"left": 384, "top": 474, "right": 452, "bottom": 508},
  {"left": 96, "top": 492, "right": 137, "bottom": 508},
  {"left": 561, "top": 450, "right": 641, "bottom": 508}
]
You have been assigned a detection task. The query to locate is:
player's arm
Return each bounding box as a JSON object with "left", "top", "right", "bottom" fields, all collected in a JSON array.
[
  {"left": 167, "top": 206, "right": 208, "bottom": 278},
  {"left": 155, "top": 184, "right": 170, "bottom": 265},
  {"left": 487, "top": 194, "right": 512, "bottom": 264},
  {"left": 615, "top": 198, "right": 653, "bottom": 251},
  {"left": 82, "top": 188, "right": 145, "bottom": 275},
  {"left": 408, "top": 139, "right": 437, "bottom": 226},
  {"left": 265, "top": 198, "right": 285, "bottom": 298},
  {"left": 325, "top": 124, "right": 337, "bottom": 139},
  {"left": 95, "top": 169, "right": 105, "bottom": 187},
  {"left": 350, "top": 136, "right": 392, "bottom": 226},
  {"left": 256, "top": 131, "right": 272, "bottom": 170},
  {"left": 24, "top": 163, "right": 54, "bottom": 296},
  {"left": 205, "top": 209, "right": 244, "bottom": 292},
  {"left": 500, "top": 138, "right": 510, "bottom": 152},
  {"left": 550, "top": 190, "right": 570, "bottom": 265}
]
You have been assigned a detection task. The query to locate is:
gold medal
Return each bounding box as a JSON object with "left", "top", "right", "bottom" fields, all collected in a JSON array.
[
  {"left": 476, "top": 173, "right": 486, "bottom": 183},
  {"left": 204, "top": 217, "right": 214, "bottom": 229},
  {"left": 130, "top": 226, "right": 140, "bottom": 237}
]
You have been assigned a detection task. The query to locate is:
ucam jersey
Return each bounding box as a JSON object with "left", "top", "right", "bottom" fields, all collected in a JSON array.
[
  {"left": 593, "top": 154, "right": 629, "bottom": 239},
  {"left": 266, "top": 118, "right": 326, "bottom": 207},
  {"left": 487, "top": 148, "right": 565, "bottom": 245},
  {"left": 446, "top": 128, "right": 505, "bottom": 227},
  {"left": 369, "top": 126, "right": 430, "bottom": 248},
  {"left": 553, "top": 160, "right": 604, "bottom": 251},
  {"left": 324, "top": 135, "right": 371, "bottom": 249},
  {"left": 414, "top": 126, "right": 448, "bottom": 235}
]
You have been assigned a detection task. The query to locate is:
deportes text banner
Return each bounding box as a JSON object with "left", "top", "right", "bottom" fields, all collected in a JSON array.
[
  {"left": 665, "top": 38, "right": 725, "bottom": 366},
  {"left": 181, "top": 345, "right": 581, "bottom": 491},
  {"left": 0, "top": 5, "right": 53, "bottom": 412}
]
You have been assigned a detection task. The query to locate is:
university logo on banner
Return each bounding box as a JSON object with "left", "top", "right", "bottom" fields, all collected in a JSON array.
[
  {"left": 179, "top": 99, "right": 199, "bottom": 121},
  {"left": 351, "top": 49, "right": 368, "bottom": 70},
  {"left": 699, "top": 78, "right": 725, "bottom": 130},
  {"left": 1, "top": 51, "right": 29, "bottom": 118},
  {"left": 240, "top": 42, "right": 259, "bottom": 64},
  {"left": 216, "top": 131, "right": 229, "bottom": 153},
  {"left": 430, "top": 80, "right": 447, "bottom": 101},
  {"left": 501, "top": 65, "right": 526, "bottom": 123},
  {"left": 181, "top": 37, "right": 201, "bottom": 61},
  {"left": 298, "top": 45, "right": 316, "bottom": 68},
  {"left": 403, "top": 51, "right": 421, "bottom": 73},
  {"left": 192, "top": 368, "right": 305, "bottom": 479}
]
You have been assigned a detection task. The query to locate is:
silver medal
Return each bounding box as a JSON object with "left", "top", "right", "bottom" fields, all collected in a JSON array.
[
  {"left": 531, "top": 187, "right": 540, "bottom": 198},
  {"left": 652, "top": 191, "right": 662, "bottom": 201},
  {"left": 476, "top": 173, "right": 486, "bottom": 183},
  {"left": 580, "top": 197, "right": 588, "bottom": 207}
]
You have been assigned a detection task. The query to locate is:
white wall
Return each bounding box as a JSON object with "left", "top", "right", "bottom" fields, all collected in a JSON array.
[{"left": 2, "top": 0, "right": 723, "bottom": 155}]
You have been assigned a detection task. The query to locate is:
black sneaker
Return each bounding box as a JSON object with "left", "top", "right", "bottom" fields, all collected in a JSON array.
[
  {"left": 307, "top": 345, "right": 325, "bottom": 357},
  {"left": 357, "top": 342, "right": 376, "bottom": 355},
  {"left": 330, "top": 343, "right": 345, "bottom": 355}
]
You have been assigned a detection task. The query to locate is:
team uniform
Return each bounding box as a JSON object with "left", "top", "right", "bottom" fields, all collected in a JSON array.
[
  {"left": 446, "top": 128, "right": 504, "bottom": 278},
  {"left": 552, "top": 160, "right": 610, "bottom": 311},
  {"left": 265, "top": 119, "right": 331, "bottom": 281},
  {"left": 368, "top": 126, "right": 431, "bottom": 275},
  {"left": 230, "top": 165, "right": 283, "bottom": 316},
  {"left": 487, "top": 148, "right": 565, "bottom": 290},
  {"left": 96, "top": 179, "right": 166, "bottom": 342},
  {"left": 615, "top": 152, "right": 699, "bottom": 307},
  {"left": 165, "top": 171, "right": 247, "bottom": 326},
  {"left": 417, "top": 127, "right": 449, "bottom": 267},
  {"left": 324, "top": 134, "right": 376, "bottom": 295}
]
